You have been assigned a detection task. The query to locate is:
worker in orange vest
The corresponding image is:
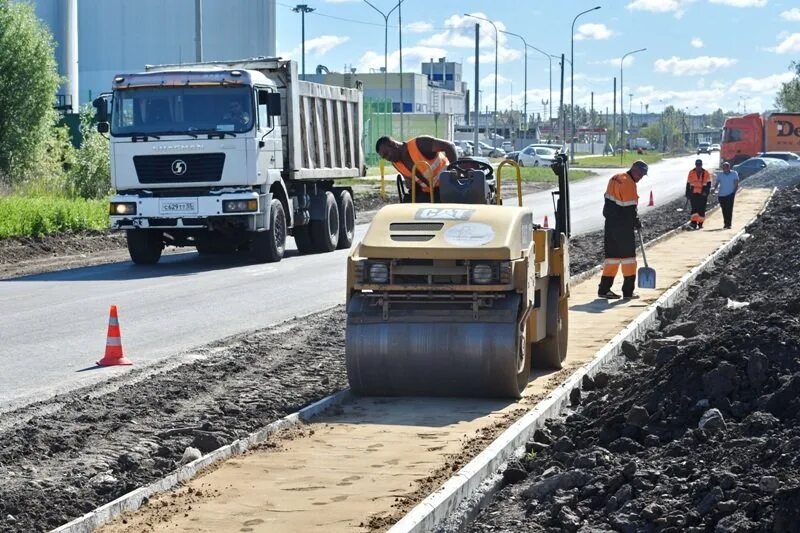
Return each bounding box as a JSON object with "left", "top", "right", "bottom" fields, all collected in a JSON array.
[
  {"left": 376, "top": 135, "right": 458, "bottom": 203},
  {"left": 686, "top": 159, "right": 712, "bottom": 229},
  {"left": 598, "top": 160, "right": 648, "bottom": 299}
]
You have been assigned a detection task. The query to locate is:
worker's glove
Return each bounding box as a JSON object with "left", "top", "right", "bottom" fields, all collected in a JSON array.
[{"left": 634, "top": 217, "right": 643, "bottom": 231}]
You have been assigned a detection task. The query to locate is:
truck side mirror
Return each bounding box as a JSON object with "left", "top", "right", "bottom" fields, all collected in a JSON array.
[{"left": 93, "top": 96, "right": 109, "bottom": 133}]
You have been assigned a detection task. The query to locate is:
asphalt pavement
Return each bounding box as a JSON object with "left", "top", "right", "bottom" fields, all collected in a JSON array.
[{"left": 0, "top": 152, "right": 718, "bottom": 411}]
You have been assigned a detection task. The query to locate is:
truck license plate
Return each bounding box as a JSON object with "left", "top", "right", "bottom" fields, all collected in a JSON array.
[{"left": 159, "top": 199, "right": 198, "bottom": 214}]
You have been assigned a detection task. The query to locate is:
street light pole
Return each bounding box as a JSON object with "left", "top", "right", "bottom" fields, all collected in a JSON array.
[
  {"left": 292, "top": 4, "right": 315, "bottom": 80},
  {"left": 570, "top": 5, "right": 601, "bottom": 163},
  {"left": 364, "top": 0, "right": 406, "bottom": 130},
  {"left": 620, "top": 47, "right": 646, "bottom": 154},
  {"left": 465, "top": 14, "right": 499, "bottom": 149},
  {"left": 527, "top": 44, "right": 553, "bottom": 123},
  {"left": 500, "top": 30, "right": 528, "bottom": 129}
]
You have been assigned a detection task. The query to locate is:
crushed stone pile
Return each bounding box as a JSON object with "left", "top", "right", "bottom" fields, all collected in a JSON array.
[{"left": 469, "top": 185, "right": 800, "bottom": 532}]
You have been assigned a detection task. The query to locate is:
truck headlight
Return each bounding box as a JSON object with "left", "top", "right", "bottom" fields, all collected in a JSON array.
[
  {"left": 223, "top": 199, "right": 258, "bottom": 213},
  {"left": 472, "top": 264, "right": 494, "bottom": 284},
  {"left": 369, "top": 262, "right": 389, "bottom": 284},
  {"left": 110, "top": 202, "right": 136, "bottom": 215}
]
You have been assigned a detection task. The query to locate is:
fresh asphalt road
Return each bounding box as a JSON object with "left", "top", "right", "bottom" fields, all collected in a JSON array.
[{"left": 0, "top": 153, "right": 718, "bottom": 411}]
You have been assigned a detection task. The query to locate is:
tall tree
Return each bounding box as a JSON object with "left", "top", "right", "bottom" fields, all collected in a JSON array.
[
  {"left": 775, "top": 61, "right": 800, "bottom": 112},
  {"left": 0, "top": 0, "right": 60, "bottom": 185}
]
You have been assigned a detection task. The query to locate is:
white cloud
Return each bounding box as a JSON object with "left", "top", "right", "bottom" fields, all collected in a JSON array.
[
  {"left": 770, "top": 33, "right": 800, "bottom": 54},
  {"left": 574, "top": 23, "right": 614, "bottom": 41},
  {"left": 480, "top": 74, "right": 512, "bottom": 87},
  {"left": 691, "top": 37, "right": 704, "bottom": 48},
  {"left": 591, "top": 56, "right": 636, "bottom": 68},
  {"left": 356, "top": 46, "right": 448, "bottom": 72},
  {"left": 781, "top": 8, "right": 800, "bottom": 21},
  {"left": 279, "top": 35, "right": 349, "bottom": 60},
  {"left": 626, "top": 0, "right": 695, "bottom": 18},
  {"left": 653, "top": 55, "right": 737, "bottom": 75},
  {"left": 730, "top": 72, "right": 794, "bottom": 93},
  {"left": 708, "top": 0, "right": 767, "bottom": 6},
  {"left": 407, "top": 21, "right": 433, "bottom": 33},
  {"left": 420, "top": 13, "right": 521, "bottom": 64}
]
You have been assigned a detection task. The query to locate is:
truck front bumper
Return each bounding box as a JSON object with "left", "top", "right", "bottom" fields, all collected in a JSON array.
[{"left": 110, "top": 191, "right": 263, "bottom": 230}]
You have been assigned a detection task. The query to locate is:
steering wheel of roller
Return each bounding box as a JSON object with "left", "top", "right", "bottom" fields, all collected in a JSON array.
[{"left": 446, "top": 158, "right": 494, "bottom": 181}]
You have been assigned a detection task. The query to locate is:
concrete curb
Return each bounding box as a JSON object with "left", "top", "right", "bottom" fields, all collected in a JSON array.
[
  {"left": 389, "top": 189, "right": 775, "bottom": 533},
  {"left": 51, "top": 389, "right": 352, "bottom": 533}
]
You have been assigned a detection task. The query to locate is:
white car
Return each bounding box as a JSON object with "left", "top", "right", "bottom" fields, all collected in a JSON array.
[{"left": 518, "top": 146, "right": 557, "bottom": 167}]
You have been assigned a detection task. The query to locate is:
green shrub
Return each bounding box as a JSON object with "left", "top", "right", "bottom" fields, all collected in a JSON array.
[
  {"left": 0, "top": 196, "right": 108, "bottom": 239},
  {"left": 67, "top": 106, "right": 110, "bottom": 199}
]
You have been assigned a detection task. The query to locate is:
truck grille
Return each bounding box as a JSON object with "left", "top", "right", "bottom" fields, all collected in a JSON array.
[{"left": 134, "top": 153, "right": 225, "bottom": 183}]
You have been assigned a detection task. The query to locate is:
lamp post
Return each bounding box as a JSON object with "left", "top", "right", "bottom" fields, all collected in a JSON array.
[
  {"left": 528, "top": 44, "right": 553, "bottom": 123},
  {"left": 552, "top": 55, "right": 571, "bottom": 144},
  {"left": 292, "top": 4, "right": 315, "bottom": 80},
  {"left": 500, "top": 30, "right": 528, "bottom": 129},
  {"left": 620, "top": 47, "right": 646, "bottom": 154},
  {"left": 363, "top": 0, "right": 406, "bottom": 123},
  {"left": 465, "top": 14, "right": 498, "bottom": 149},
  {"left": 571, "top": 5, "right": 601, "bottom": 162}
]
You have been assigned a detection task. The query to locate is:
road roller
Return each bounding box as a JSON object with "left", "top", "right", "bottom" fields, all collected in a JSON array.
[{"left": 345, "top": 155, "right": 571, "bottom": 398}]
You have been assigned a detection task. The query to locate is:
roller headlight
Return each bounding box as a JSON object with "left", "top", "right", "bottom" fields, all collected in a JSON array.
[
  {"left": 369, "top": 262, "right": 389, "bottom": 284},
  {"left": 472, "top": 264, "right": 494, "bottom": 284},
  {"left": 110, "top": 202, "right": 136, "bottom": 215},
  {"left": 222, "top": 199, "right": 258, "bottom": 213}
]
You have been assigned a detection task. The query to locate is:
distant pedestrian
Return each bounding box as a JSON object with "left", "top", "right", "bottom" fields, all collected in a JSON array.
[
  {"left": 598, "top": 160, "right": 648, "bottom": 299},
  {"left": 686, "top": 159, "right": 712, "bottom": 229},
  {"left": 715, "top": 161, "right": 739, "bottom": 229}
]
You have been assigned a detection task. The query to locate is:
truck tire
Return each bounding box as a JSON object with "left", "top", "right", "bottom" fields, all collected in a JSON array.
[
  {"left": 336, "top": 189, "right": 355, "bottom": 250},
  {"left": 126, "top": 230, "right": 163, "bottom": 265},
  {"left": 311, "top": 191, "right": 340, "bottom": 253},
  {"left": 293, "top": 225, "right": 315, "bottom": 254},
  {"left": 250, "top": 199, "right": 286, "bottom": 263}
]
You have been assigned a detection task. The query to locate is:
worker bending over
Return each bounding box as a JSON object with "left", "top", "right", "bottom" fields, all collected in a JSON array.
[
  {"left": 376, "top": 135, "right": 458, "bottom": 203},
  {"left": 598, "top": 160, "right": 648, "bottom": 300},
  {"left": 686, "top": 159, "right": 712, "bottom": 229}
]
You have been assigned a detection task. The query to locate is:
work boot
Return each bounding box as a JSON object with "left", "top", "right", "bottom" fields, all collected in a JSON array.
[
  {"left": 689, "top": 221, "right": 698, "bottom": 230},
  {"left": 698, "top": 222, "right": 703, "bottom": 229},
  {"left": 598, "top": 289, "right": 621, "bottom": 299},
  {"left": 622, "top": 293, "right": 639, "bottom": 299},
  {"left": 622, "top": 275, "right": 636, "bottom": 296}
]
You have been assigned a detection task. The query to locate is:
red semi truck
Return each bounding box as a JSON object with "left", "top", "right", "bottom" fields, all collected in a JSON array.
[{"left": 721, "top": 112, "right": 800, "bottom": 166}]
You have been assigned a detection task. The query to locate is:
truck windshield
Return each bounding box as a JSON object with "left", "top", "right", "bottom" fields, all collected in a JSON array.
[
  {"left": 722, "top": 128, "right": 742, "bottom": 143},
  {"left": 111, "top": 86, "right": 254, "bottom": 136}
]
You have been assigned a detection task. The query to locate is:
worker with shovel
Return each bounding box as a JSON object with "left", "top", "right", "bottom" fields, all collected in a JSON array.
[
  {"left": 598, "top": 160, "right": 649, "bottom": 300},
  {"left": 686, "top": 159, "right": 713, "bottom": 229}
]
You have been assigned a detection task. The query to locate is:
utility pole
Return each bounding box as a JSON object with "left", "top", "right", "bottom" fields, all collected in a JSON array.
[
  {"left": 398, "top": 0, "right": 404, "bottom": 138},
  {"left": 570, "top": 6, "right": 601, "bottom": 162},
  {"left": 612, "top": 77, "right": 616, "bottom": 150},
  {"left": 195, "top": 0, "right": 203, "bottom": 62},
  {"left": 292, "top": 4, "right": 315, "bottom": 80},
  {"left": 474, "top": 23, "right": 480, "bottom": 151},
  {"left": 591, "top": 91, "right": 594, "bottom": 155},
  {"left": 465, "top": 14, "right": 499, "bottom": 149},
  {"left": 560, "top": 53, "right": 565, "bottom": 147}
]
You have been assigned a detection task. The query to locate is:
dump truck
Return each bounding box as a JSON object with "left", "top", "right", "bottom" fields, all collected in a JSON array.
[
  {"left": 345, "top": 156, "right": 571, "bottom": 398},
  {"left": 93, "top": 58, "right": 364, "bottom": 264},
  {"left": 721, "top": 112, "right": 800, "bottom": 166}
]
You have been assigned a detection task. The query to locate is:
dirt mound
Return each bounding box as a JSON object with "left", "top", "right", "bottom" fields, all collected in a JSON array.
[{"left": 469, "top": 186, "right": 800, "bottom": 532}]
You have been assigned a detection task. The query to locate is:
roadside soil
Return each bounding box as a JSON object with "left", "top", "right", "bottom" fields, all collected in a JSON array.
[
  {"left": 0, "top": 170, "right": 782, "bottom": 533},
  {"left": 469, "top": 178, "right": 800, "bottom": 532}
]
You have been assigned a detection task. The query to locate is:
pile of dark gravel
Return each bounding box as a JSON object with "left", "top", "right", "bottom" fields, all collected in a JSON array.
[{"left": 469, "top": 185, "right": 800, "bottom": 532}]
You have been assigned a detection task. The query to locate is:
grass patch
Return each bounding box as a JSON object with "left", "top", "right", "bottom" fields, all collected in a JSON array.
[
  {"left": 571, "top": 152, "right": 664, "bottom": 168},
  {"left": 0, "top": 196, "right": 108, "bottom": 239},
  {"left": 502, "top": 166, "right": 594, "bottom": 183}
]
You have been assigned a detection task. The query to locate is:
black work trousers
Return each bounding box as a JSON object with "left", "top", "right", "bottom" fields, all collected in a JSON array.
[
  {"left": 719, "top": 194, "right": 735, "bottom": 227},
  {"left": 689, "top": 192, "right": 709, "bottom": 225}
]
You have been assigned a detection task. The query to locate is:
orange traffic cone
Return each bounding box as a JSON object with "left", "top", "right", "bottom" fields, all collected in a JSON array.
[
  {"left": 648, "top": 191, "right": 654, "bottom": 207},
  {"left": 97, "top": 305, "right": 132, "bottom": 366},
  {"left": 543, "top": 215, "right": 549, "bottom": 228}
]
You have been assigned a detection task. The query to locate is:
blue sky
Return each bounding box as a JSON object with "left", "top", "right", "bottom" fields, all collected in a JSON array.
[{"left": 274, "top": 0, "right": 800, "bottom": 116}]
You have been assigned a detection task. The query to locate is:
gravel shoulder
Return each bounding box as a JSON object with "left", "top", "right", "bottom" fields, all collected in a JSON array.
[{"left": 469, "top": 175, "right": 800, "bottom": 532}]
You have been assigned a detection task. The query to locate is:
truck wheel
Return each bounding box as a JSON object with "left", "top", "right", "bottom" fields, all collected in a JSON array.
[
  {"left": 293, "top": 225, "right": 315, "bottom": 254},
  {"left": 336, "top": 189, "right": 355, "bottom": 250},
  {"left": 250, "top": 199, "right": 286, "bottom": 263},
  {"left": 311, "top": 191, "right": 340, "bottom": 253},
  {"left": 126, "top": 230, "right": 163, "bottom": 265}
]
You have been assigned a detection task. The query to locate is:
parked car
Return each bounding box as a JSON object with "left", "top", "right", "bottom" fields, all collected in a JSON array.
[
  {"left": 478, "top": 141, "right": 506, "bottom": 158},
  {"left": 758, "top": 151, "right": 800, "bottom": 165},
  {"left": 733, "top": 156, "right": 788, "bottom": 179},
  {"left": 504, "top": 151, "right": 519, "bottom": 162},
  {"left": 518, "top": 146, "right": 557, "bottom": 167},
  {"left": 454, "top": 140, "right": 473, "bottom": 157},
  {"left": 501, "top": 141, "right": 514, "bottom": 152},
  {"left": 710, "top": 143, "right": 721, "bottom": 152},
  {"left": 697, "top": 142, "right": 711, "bottom": 155}
]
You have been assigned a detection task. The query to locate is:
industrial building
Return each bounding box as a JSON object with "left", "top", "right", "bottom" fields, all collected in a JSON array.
[{"left": 25, "top": 0, "right": 277, "bottom": 112}]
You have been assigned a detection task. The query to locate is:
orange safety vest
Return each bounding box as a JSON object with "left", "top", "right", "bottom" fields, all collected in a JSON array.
[
  {"left": 687, "top": 168, "right": 712, "bottom": 194},
  {"left": 604, "top": 172, "right": 639, "bottom": 207},
  {"left": 391, "top": 138, "right": 449, "bottom": 191}
]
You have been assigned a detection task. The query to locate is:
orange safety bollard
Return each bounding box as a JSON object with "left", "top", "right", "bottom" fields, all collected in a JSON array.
[
  {"left": 543, "top": 215, "right": 549, "bottom": 228},
  {"left": 97, "top": 305, "right": 133, "bottom": 366},
  {"left": 648, "top": 190, "right": 654, "bottom": 207}
]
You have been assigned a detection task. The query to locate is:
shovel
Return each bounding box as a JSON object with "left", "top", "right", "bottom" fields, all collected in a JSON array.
[
  {"left": 676, "top": 198, "right": 689, "bottom": 212},
  {"left": 637, "top": 229, "right": 656, "bottom": 289}
]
